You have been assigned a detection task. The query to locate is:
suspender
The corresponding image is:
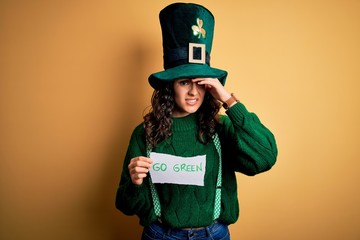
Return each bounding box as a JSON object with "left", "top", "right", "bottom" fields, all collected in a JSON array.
[{"left": 146, "top": 133, "right": 222, "bottom": 220}]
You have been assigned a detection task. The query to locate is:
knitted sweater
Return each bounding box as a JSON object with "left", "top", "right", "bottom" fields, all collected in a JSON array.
[{"left": 116, "top": 102, "right": 277, "bottom": 228}]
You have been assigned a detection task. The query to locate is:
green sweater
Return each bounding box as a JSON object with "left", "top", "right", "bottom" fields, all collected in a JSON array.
[{"left": 116, "top": 102, "right": 277, "bottom": 228}]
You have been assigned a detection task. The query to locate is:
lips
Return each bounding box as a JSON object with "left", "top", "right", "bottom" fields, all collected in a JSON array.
[{"left": 185, "top": 98, "right": 198, "bottom": 106}]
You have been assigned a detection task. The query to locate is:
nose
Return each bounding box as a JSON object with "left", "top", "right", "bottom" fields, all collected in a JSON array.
[{"left": 188, "top": 82, "right": 199, "bottom": 96}]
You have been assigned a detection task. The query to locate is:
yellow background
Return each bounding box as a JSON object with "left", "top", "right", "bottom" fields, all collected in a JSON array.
[{"left": 1, "top": 0, "right": 359, "bottom": 239}]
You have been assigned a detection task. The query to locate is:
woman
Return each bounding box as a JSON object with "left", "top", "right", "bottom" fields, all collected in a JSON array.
[{"left": 116, "top": 3, "right": 277, "bottom": 240}]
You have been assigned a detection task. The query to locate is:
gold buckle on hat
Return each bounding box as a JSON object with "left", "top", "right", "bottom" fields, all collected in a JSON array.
[{"left": 189, "top": 43, "right": 206, "bottom": 64}]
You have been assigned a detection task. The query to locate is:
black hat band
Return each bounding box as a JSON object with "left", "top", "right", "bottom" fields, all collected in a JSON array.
[{"left": 163, "top": 45, "right": 211, "bottom": 69}]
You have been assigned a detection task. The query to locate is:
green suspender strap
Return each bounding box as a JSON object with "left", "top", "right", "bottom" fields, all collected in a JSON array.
[
  {"left": 212, "top": 132, "right": 223, "bottom": 220},
  {"left": 146, "top": 133, "right": 223, "bottom": 221}
]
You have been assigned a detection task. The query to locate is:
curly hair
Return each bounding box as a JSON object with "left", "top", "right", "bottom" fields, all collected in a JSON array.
[{"left": 144, "top": 83, "right": 221, "bottom": 149}]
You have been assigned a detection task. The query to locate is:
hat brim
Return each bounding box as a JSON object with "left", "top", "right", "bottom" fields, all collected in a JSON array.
[{"left": 148, "top": 64, "right": 227, "bottom": 89}]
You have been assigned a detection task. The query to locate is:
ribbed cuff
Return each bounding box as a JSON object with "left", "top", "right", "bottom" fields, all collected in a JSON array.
[{"left": 225, "top": 102, "right": 248, "bottom": 125}]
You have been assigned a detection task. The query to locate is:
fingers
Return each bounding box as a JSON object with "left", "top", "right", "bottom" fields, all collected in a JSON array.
[
  {"left": 128, "top": 156, "right": 153, "bottom": 185},
  {"left": 192, "top": 77, "right": 220, "bottom": 87},
  {"left": 129, "top": 156, "right": 152, "bottom": 170},
  {"left": 192, "top": 78, "right": 224, "bottom": 93},
  {"left": 192, "top": 78, "right": 231, "bottom": 102},
  {"left": 192, "top": 78, "right": 219, "bottom": 93}
]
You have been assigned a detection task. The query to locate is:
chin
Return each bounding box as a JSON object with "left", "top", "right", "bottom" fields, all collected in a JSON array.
[{"left": 185, "top": 106, "right": 200, "bottom": 114}]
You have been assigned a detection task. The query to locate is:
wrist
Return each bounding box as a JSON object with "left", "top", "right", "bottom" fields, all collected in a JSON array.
[
  {"left": 220, "top": 93, "right": 232, "bottom": 103},
  {"left": 222, "top": 93, "right": 239, "bottom": 109}
]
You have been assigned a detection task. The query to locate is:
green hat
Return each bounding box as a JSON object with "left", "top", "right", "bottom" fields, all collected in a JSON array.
[{"left": 148, "top": 3, "right": 228, "bottom": 89}]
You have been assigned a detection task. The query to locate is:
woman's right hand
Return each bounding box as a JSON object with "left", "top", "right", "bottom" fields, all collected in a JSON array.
[{"left": 128, "top": 156, "right": 153, "bottom": 185}]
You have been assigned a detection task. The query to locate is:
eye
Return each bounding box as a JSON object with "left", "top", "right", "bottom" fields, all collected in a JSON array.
[{"left": 178, "top": 79, "right": 190, "bottom": 86}]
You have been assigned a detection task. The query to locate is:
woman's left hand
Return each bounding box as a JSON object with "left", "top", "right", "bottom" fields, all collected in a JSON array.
[{"left": 192, "top": 78, "right": 231, "bottom": 103}]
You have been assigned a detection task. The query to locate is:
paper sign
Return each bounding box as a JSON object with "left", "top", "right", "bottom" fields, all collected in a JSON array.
[{"left": 149, "top": 152, "right": 206, "bottom": 186}]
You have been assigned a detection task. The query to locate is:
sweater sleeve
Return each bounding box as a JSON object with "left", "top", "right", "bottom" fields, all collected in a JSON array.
[
  {"left": 219, "top": 102, "right": 278, "bottom": 176},
  {"left": 115, "top": 124, "right": 153, "bottom": 217}
]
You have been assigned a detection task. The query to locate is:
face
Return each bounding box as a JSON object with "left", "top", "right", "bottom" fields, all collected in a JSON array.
[{"left": 172, "top": 78, "right": 206, "bottom": 117}]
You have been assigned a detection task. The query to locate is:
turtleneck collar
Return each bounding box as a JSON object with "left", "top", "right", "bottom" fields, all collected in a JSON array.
[{"left": 172, "top": 113, "right": 198, "bottom": 132}]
